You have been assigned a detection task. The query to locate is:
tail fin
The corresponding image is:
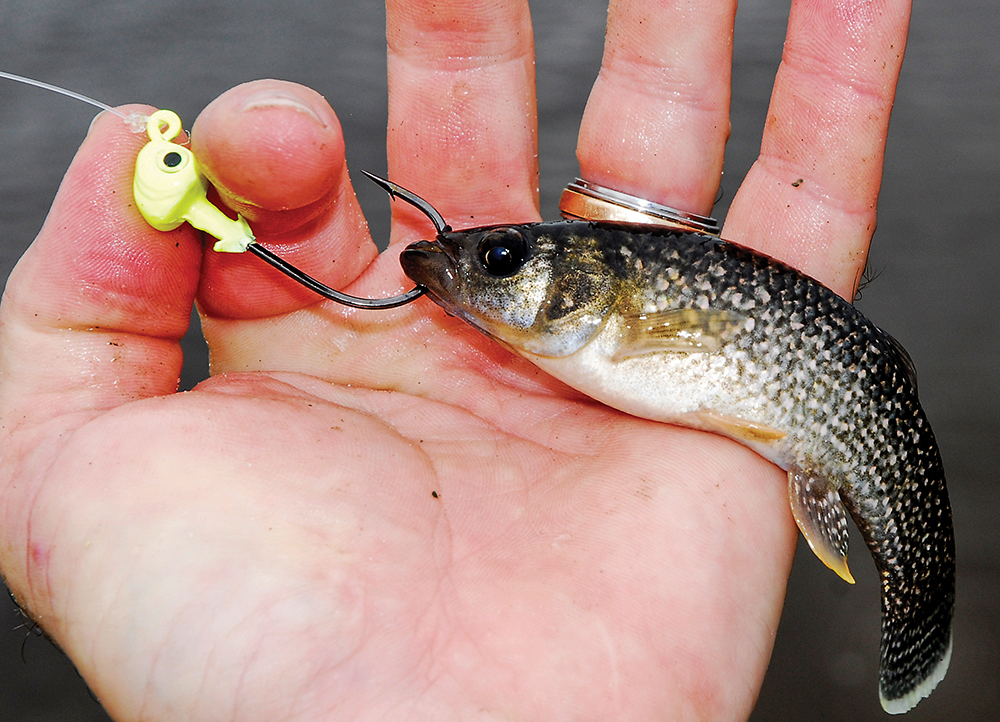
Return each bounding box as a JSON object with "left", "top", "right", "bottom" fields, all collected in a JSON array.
[
  {"left": 877, "top": 572, "right": 954, "bottom": 713},
  {"left": 862, "top": 456, "right": 955, "bottom": 713},
  {"left": 841, "top": 411, "right": 955, "bottom": 713}
]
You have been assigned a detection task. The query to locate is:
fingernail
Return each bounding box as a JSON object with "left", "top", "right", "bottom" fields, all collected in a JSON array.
[
  {"left": 240, "top": 89, "right": 324, "bottom": 125},
  {"left": 86, "top": 109, "right": 110, "bottom": 137}
]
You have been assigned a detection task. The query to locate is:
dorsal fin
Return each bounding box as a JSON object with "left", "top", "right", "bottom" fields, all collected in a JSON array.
[{"left": 885, "top": 332, "right": 918, "bottom": 392}]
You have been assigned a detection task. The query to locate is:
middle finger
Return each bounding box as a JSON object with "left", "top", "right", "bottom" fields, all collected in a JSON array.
[{"left": 385, "top": 0, "right": 541, "bottom": 242}]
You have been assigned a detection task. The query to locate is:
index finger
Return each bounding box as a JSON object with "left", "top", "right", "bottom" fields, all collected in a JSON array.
[{"left": 0, "top": 108, "right": 202, "bottom": 431}]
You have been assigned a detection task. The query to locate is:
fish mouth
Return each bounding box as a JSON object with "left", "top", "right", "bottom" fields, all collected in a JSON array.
[
  {"left": 400, "top": 239, "right": 454, "bottom": 288},
  {"left": 400, "top": 239, "right": 470, "bottom": 317}
]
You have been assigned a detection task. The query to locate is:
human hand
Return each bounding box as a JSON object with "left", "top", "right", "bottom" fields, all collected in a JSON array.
[{"left": 0, "top": 0, "right": 910, "bottom": 720}]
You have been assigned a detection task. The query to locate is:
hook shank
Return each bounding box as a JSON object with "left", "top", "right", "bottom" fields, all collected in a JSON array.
[{"left": 246, "top": 244, "right": 424, "bottom": 309}]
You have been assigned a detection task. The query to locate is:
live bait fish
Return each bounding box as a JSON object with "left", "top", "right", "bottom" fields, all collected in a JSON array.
[{"left": 399, "top": 214, "right": 955, "bottom": 715}]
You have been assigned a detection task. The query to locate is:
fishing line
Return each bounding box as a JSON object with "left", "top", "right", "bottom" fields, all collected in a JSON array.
[
  {"left": 0, "top": 70, "right": 149, "bottom": 132},
  {"left": 0, "top": 70, "right": 425, "bottom": 309}
]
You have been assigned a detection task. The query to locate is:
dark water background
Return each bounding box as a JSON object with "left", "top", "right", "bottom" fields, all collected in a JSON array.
[{"left": 0, "top": 0, "right": 996, "bottom": 719}]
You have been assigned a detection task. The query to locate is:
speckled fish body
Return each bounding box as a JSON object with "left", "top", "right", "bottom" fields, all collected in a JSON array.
[{"left": 400, "top": 220, "right": 955, "bottom": 713}]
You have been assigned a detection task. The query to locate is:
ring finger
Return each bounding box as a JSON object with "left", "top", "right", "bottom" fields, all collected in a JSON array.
[{"left": 575, "top": 0, "right": 736, "bottom": 216}]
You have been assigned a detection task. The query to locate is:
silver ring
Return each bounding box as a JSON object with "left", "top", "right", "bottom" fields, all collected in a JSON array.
[{"left": 559, "top": 178, "right": 721, "bottom": 235}]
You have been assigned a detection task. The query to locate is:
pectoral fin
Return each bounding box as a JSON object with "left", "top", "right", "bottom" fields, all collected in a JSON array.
[
  {"left": 614, "top": 308, "right": 745, "bottom": 360},
  {"left": 788, "top": 466, "right": 855, "bottom": 584}
]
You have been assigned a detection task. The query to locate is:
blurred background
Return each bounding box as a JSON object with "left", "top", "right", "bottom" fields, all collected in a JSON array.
[{"left": 0, "top": 0, "right": 996, "bottom": 719}]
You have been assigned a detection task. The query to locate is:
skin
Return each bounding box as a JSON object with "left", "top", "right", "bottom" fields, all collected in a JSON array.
[{"left": 0, "top": 0, "right": 910, "bottom": 720}]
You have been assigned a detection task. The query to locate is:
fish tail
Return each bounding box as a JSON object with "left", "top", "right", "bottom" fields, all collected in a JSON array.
[
  {"left": 864, "top": 458, "right": 956, "bottom": 714},
  {"left": 877, "top": 575, "right": 954, "bottom": 713}
]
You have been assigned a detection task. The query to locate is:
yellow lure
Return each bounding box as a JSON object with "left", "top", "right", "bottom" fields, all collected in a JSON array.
[{"left": 132, "top": 109, "right": 255, "bottom": 253}]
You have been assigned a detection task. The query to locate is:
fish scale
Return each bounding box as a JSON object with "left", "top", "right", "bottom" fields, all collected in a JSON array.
[{"left": 400, "top": 219, "right": 955, "bottom": 713}]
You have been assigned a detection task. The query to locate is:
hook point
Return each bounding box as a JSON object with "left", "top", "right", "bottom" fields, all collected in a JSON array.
[{"left": 360, "top": 170, "right": 451, "bottom": 235}]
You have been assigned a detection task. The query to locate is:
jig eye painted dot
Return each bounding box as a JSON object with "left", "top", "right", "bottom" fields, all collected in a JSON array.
[
  {"left": 161, "top": 150, "right": 184, "bottom": 170},
  {"left": 478, "top": 228, "right": 528, "bottom": 277}
]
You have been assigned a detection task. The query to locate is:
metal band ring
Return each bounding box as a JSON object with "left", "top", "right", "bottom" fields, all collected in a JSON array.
[{"left": 558, "top": 177, "right": 721, "bottom": 235}]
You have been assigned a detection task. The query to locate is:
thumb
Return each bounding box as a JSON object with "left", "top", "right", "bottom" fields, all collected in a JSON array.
[{"left": 191, "top": 79, "right": 378, "bottom": 320}]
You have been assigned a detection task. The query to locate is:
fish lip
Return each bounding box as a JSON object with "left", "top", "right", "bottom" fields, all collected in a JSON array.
[
  {"left": 400, "top": 237, "right": 462, "bottom": 299},
  {"left": 400, "top": 238, "right": 455, "bottom": 279},
  {"left": 399, "top": 237, "right": 491, "bottom": 329},
  {"left": 402, "top": 238, "right": 450, "bottom": 258}
]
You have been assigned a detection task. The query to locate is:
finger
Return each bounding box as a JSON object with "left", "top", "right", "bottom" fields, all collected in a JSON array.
[
  {"left": 0, "top": 107, "right": 201, "bottom": 429},
  {"left": 576, "top": 0, "right": 737, "bottom": 215},
  {"left": 191, "top": 80, "right": 378, "bottom": 320},
  {"left": 724, "top": 0, "right": 912, "bottom": 298},
  {"left": 191, "top": 80, "right": 436, "bottom": 382},
  {"left": 385, "top": 0, "right": 540, "bottom": 241}
]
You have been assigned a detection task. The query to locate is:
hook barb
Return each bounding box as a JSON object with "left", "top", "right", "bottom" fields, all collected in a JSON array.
[{"left": 361, "top": 170, "right": 451, "bottom": 234}]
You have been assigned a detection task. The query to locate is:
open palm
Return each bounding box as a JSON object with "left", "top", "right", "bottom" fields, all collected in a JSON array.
[{"left": 0, "top": 1, "right": 911, "bottom": 720}]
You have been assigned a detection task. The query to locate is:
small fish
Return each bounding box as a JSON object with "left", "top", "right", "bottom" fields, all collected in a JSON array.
[{"left": 399, "top": 215, "right": 955, "bottom": 713}]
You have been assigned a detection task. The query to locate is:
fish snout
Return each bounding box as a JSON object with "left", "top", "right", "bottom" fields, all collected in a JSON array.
[{"left": 400, "top": 239, "right": 460, "bottom": 296}]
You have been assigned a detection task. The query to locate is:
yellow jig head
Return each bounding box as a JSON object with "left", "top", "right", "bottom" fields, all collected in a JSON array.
[
  {"left": 129, "top": 109, "right": 423, "bottom": 308},
  {"left": 0, "top": 71, "right": 421, "bottom": 307},
  {"left": 133, "top": 109, "right": 255, "bottom": 253}
]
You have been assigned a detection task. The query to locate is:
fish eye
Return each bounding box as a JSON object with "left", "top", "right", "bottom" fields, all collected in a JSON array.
[{"left": 477, "top": 228, "right": 528, "bottom": 277}]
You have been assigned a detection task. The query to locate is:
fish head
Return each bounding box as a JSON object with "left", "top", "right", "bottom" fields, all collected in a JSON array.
[{"left": 400, "top": 222, "right": 619, "bottom": 358}]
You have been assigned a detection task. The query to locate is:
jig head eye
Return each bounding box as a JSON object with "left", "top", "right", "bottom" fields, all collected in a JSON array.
[
  {"left": 478, "top": 228, "right": 528, "bottom": 277},
  {"left": 157, "top": 148, "right": 190, "bottom": 173}
]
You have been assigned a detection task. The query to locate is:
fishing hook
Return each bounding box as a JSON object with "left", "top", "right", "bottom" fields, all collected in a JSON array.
[{"left": 244, "top": 171, "right": 451, "bottom": 309}]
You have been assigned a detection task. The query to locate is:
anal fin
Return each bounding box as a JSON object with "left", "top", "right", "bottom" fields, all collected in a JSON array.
[{"left": 787, "top": 466, "right": 855, "bottom": 584}]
